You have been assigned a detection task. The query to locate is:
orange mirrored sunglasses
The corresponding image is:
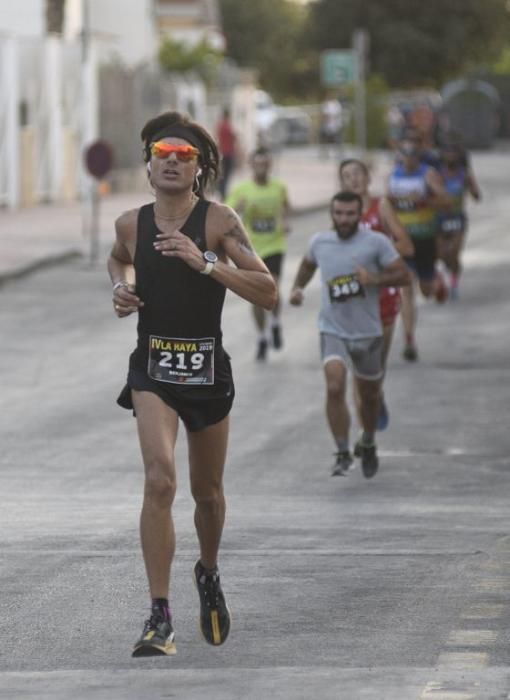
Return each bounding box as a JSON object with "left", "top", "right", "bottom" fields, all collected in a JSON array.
[{"left": 150, "top": 141, "right": 200, "bottom": 161}]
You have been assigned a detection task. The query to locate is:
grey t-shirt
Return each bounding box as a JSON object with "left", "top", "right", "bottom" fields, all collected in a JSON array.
[{"left": 307, "top": 226, "right": 400, "bottom": 339}]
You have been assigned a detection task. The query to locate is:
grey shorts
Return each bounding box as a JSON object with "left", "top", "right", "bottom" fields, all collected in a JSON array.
[{"left": 320, "top": 333, "right": 384, "bottom": 380}]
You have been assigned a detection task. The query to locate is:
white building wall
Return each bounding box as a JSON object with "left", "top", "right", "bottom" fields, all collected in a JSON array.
[
  {"left": 65, "top": 0, "right": 157, "bottom": 67},
  {"left": 0, "top": 1, "right": 44, "bottom": 37}
]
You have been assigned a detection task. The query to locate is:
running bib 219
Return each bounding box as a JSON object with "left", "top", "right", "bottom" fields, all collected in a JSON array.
[
  {"left": 148, "top": 336, "right": 215, "bottom": 385},
  {"left": 328, "top": 274, "right": 365, "bottom": 303}
]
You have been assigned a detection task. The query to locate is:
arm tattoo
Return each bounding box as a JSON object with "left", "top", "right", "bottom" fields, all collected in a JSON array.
[{"left": 224, "top": 219, "right": 256, "bottom": 257}]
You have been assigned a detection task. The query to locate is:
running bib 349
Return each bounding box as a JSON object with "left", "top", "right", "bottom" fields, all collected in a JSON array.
[
  {"left": 148, "top": 336, "right": 215, "bottom": 385},
  {"left": 328, "top": 274, "right": 365, "bottom": 303}
]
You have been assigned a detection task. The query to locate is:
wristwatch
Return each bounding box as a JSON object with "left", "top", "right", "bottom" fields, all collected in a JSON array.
[{"left": 200, "top": 250, "right": 218, "bottom": 275}]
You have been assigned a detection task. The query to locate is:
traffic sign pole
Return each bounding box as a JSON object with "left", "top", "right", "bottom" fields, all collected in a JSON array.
[
  {"left": 88, "top": 181, "right": 100, "bottom": 266},
  {"left": 353, "top": 29, "right": 368, "bottom": 151},
  {"left": 320, "top": 50, "right": 356, "bottom": 87},
  {"left": 83, "top": 140, "right": 114, "bottom": 266}
]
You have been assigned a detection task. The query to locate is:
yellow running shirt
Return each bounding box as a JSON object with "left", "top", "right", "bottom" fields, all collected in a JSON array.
[{"left": 226, "top": 179, "right": 288, "bottom": 260}]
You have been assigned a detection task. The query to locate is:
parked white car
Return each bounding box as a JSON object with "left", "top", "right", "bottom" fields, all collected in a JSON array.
[
  {"left": 255, "top": 90, "right": 312, "bottom": 147},
  {"left": 254, "top": 90, "right": 280, "bottom": 146},
  {"left": 275, "top": 106, "right": 312, "bottom": 145}
]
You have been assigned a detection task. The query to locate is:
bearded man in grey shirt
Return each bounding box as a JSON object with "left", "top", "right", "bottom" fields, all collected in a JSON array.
[{"left": 290, "top": 191, "right": 410, "bottom": 478}]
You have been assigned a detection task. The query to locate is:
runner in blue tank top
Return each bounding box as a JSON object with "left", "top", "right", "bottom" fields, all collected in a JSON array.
[
  {"left": 387, "top": 136, "right": 451, "bottom": 361},
  {"left": 437, "top": 142, "right": 481, "bottom": 299},
  {"left": 107, "top": 111, "right": 277, "bottom": 657}
]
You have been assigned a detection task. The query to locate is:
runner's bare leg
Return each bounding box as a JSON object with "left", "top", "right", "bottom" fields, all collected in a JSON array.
[
  {"left": 132, "top": 390, "right": 179, "bottom": 599},
  {"left": 188, "top": 416, "right": 229, "bottom": 570}
]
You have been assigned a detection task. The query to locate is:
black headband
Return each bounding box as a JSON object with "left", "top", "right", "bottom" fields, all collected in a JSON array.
[{"left": 147, "top": 125, "right": 203, "bottom": 159}]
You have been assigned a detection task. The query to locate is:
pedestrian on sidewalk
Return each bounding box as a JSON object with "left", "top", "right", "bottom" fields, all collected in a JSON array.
[
  {"left": 227, "top": 146, "right": 291, "bottom": 361},
  {"left": 319, "top": 94, "right": 343, "bottom": 158},
  {"left": 289, "top": 191, "right": 410, "bottom": 478},
  {"left": 215, "top": 108, "right": 238, "bottom": 201},
  {"left": 108, "top": 110, "right": 276, "bottom": 657}
]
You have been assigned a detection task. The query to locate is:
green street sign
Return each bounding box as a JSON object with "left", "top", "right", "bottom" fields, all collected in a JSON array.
[{"left": 321, "top": 50, "right": 357, "bottom": 86}]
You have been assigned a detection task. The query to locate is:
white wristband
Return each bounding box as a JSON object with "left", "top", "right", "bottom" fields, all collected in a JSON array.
[
  {"left": 200, "top": 261, "right": 215, "bottom": 276},
  {"left": 113, "top": 281, "right": 129, "bottom": 291}
]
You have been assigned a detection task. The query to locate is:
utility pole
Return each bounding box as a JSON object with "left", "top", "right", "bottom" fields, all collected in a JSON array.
[
  {"left": 4, "top": 37, "right": 20, "bottom": 209},
  {"left": 80, "top": 0, "right": 99, "bottom": 263},
  {"left": 353, "top": 29, "right": 368, "bottom": 152}
]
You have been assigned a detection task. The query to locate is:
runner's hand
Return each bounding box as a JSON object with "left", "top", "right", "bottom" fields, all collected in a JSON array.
[
  {"left": 113, "top": 284, "right": 144, "bottom": 317},
  {"left": 289, "top": 288, "right": 304, "bottom": 306},
  {"left": 154, "top": 229, "right": 208, "bottom": 272},
  {"left": 354, "top": 266, "right": 375, "bottom": 286}
]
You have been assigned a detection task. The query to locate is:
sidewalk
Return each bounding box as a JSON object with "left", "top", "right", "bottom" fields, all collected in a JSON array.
[{"left": 0, "top": 146, "right": 388, "bottom": 284}]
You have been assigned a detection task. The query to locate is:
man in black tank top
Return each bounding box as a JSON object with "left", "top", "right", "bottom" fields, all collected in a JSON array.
[{"left": 107, "top": 111, "right": 276, "bottom": 657}]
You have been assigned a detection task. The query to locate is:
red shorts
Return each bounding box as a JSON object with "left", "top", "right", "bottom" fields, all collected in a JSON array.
[{"left": 379, "top": 287, "right": 401, "bottom": 326}]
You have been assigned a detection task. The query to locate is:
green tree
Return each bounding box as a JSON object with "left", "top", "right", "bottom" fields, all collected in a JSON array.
[
  {"left": 307, "top": 0, "right": 510, "bottom": 87},
  {"left": 158, "top": 38, "right": 222, "bottom": 85},
  {"left": 218, "top": 0, "right": 314, "bottom": 100},
  {"left": 493, "top": 46, "right": 510, "bottom": 75}
]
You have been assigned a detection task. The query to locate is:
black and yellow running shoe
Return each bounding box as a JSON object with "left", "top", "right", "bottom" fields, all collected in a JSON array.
[
  {"left": 194, "top": 560, "right": 231, "bottom": 646},
  {"left": 132, "top": 612, "right": 176, "bottom": 657}
]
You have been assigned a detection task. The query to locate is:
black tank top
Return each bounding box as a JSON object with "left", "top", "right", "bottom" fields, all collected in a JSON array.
[{"left": 130, "top": 200, "right": 227, "bottom": 377}]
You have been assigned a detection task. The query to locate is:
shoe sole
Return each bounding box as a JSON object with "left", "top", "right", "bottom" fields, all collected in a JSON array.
[
  {"left": 354, "top": 442, "right": 379, "bottom": 479},
  {"left": 331, "top": 458, "right": 354, "bottom": 476},
  {"left": 193, "top": 569, "right": 232, "bottom": 646},
  {"left": 361, "top": 462, "right": 379, "bottom": 479},
  {"left": 132, "top": 640, "right": 176, "bottom": 657},
  {"left": 403, "top": 354, "right": 418, "bottom": 362}
]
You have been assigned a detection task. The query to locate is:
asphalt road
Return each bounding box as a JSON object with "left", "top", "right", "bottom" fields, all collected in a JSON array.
[{"left": 0, "top": 151, "right": 509, "bottom": 699}]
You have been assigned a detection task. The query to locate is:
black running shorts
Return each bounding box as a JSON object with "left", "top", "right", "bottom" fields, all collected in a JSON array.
[
  {"left": 405, "top": 237, "right": 437, "bottom": 282},
  {"left": 117, "top": 353, "right": 235, "bottom": 432},
  {"left": 263, "top": 253, "right": 283, "bottom": 277}
]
